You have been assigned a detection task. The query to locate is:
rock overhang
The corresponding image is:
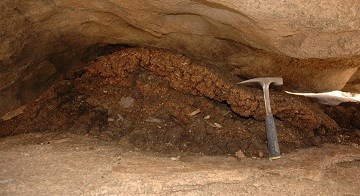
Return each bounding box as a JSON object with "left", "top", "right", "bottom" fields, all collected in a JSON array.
[{"left": 1, "top": 0, "right": 360, "bottom": 116}]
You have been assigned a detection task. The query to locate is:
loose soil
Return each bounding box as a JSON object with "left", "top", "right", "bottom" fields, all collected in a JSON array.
[{"left": 0, "top": 47, "right": 359, "bottom": 157}]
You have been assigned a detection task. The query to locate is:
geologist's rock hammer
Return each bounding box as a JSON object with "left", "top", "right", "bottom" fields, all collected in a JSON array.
[{"left": 239, "top": 77, "right": 283, "bottom": 160}]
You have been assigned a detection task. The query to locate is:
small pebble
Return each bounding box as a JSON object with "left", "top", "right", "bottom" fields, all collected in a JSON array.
[
  {"left": 107, "top": 117, "right": 115, "bottom": 122},
  {"left": 203, "top": 115, "right": 210, "bottom": 120},
  {"left": 120, "top": 97, "right": 135, "bottom": 108},
  {"left": 235, "top": 150, "right": 246, "bottom": 158},
  {"left": 188, "top": 108, "right": 201, "bottom": 116},
  {"left": 170, "top": 156, "right": 180, "bottom": 161},
  {"left": 213, "top": 123, "right": 223, "bottom": 128},
  {"left": 258, "top": 151, "right": 264, "bottom": 158}
]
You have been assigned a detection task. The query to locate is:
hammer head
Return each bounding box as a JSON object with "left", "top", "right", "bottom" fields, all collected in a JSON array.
[{"left": 239, "top": 77, "right": 283, "bottom": 88}]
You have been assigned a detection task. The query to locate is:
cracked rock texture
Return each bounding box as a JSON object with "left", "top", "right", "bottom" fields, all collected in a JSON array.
[{"left": 1, "top": 0, "right": 360, "bottom": 116}]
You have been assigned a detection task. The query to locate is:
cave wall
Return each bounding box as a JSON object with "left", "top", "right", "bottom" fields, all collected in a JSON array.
[{"left": 1, "top": 0, "right": 360, "bottom": 117}]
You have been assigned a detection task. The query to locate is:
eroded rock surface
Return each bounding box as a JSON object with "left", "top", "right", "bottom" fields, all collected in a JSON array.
[
  {"left": 1, "top": 0, "right": 360, "bottom": 116},
  {"left": 0, "top": 132, "right": 359, "bottom": 195}
]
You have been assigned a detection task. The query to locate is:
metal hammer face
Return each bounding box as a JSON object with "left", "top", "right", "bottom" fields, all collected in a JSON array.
[{"left": 239, "top": 77, "right": 283, "bottom": 160}]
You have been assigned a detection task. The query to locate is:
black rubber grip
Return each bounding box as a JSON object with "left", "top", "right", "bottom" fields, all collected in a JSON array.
[{"left": 265, "top": 114, "right": 281, "bottom": 159}]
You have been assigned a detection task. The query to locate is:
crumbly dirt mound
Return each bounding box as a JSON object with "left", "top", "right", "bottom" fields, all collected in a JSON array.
[
  {"left": 0, "top": 48, "right": 358, "bottom": 157},
  {"left": 324, "top": 103, "right": 360, "bottom": 129},
  {"left": 323, "top": 103, "right": 360, "bottom": 145}
]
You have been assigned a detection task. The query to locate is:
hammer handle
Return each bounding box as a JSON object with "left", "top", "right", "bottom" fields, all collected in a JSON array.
[{"left": 265, "top": 114, "right": 281, "bottom": 159}]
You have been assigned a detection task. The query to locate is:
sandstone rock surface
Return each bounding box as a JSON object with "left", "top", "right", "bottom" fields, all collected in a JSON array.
[
  {"left": 1, "top": 132, "right": 359, "bottom": 195},
  {"left": 1, "top": 0, "right": 360, "bottom": 116}
]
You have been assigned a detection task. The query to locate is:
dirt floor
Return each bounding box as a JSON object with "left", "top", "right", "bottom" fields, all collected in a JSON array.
[
  {"left": 0, "top": 47, "right": 359, "bottom": 195},
  {"left": 0, "top": 132, "right": 359, "bottom": 195}
]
